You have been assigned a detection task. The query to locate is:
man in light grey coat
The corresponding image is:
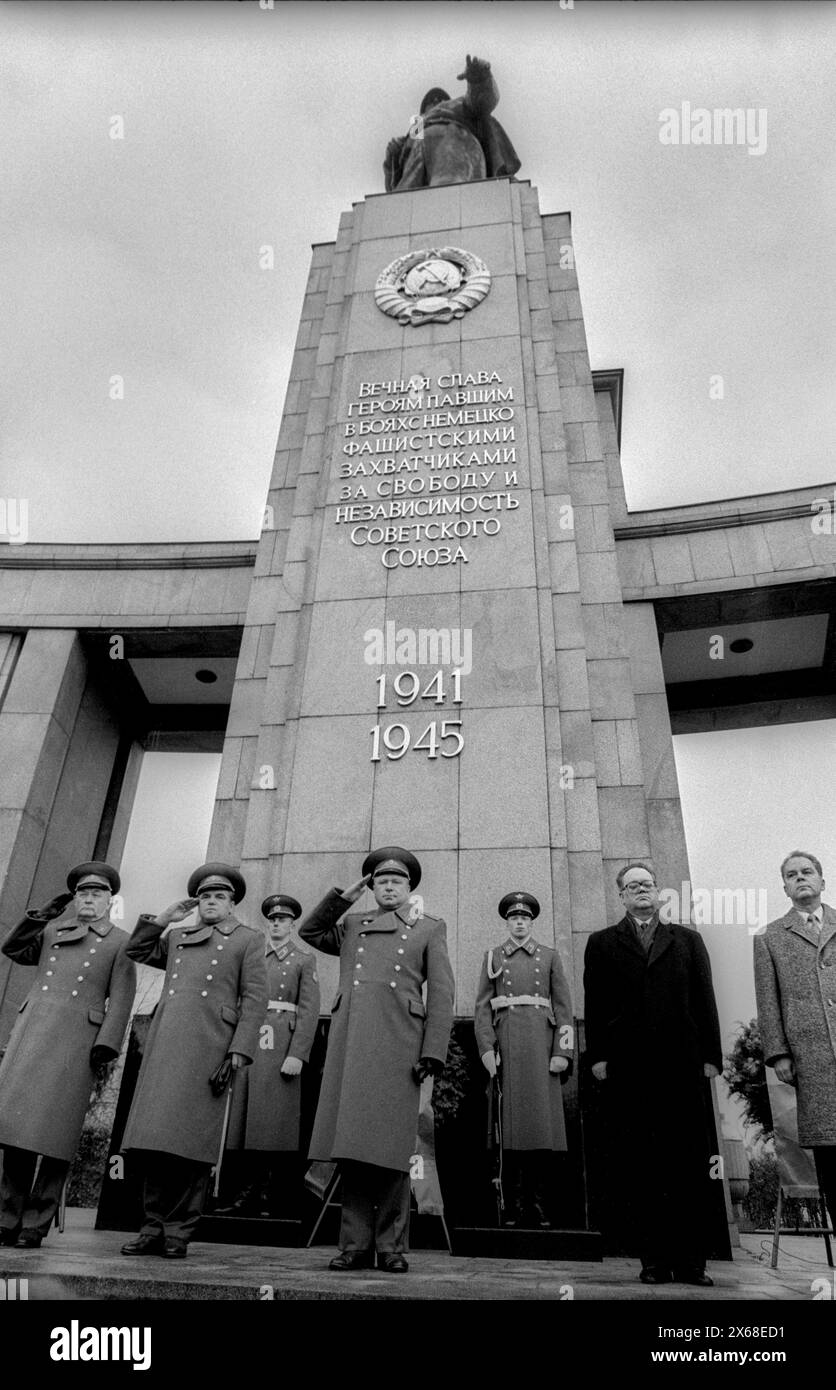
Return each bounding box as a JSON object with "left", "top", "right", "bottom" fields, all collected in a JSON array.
[{"left": 754, "top": 851, "right": 836, "bottom": 1227}]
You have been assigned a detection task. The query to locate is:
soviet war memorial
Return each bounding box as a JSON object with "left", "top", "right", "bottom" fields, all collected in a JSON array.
[{"left": 1, "top": 0, "right": 835, "bottom": 1359}]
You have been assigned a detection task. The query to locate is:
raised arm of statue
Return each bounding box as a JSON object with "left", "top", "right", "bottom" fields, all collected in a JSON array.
[
  {"left": 459, "top": 54, "right": 499, "bottom": 117},
  {"left": 383, "top": 55, "right": 519, "bottom": 192}
]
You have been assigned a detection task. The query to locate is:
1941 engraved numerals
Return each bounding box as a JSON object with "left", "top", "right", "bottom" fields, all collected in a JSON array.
[{"left": 370, "top": 668, "right": 464, "bottom": 761}]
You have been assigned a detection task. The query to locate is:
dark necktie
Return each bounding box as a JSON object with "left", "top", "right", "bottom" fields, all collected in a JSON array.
[{"left": 633, "top": 917, "right": 657, "bottom": 956}]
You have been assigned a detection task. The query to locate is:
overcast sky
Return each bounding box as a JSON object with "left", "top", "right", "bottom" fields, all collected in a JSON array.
[{"left": 3, "top": 0, "right": 835, "bottom": 542}]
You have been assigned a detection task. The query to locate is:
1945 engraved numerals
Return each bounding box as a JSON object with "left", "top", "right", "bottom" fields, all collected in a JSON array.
[{"left": 370, "top": 669, "right": 464, "bottom": 761}]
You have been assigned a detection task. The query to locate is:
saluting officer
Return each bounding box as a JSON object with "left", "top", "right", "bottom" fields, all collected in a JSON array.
[
  {"left": 218, "top": 894, "right": 320, "bottom": 1216},
  {"left": 300, "top": 846, "right": 454, "bottom": 1273},
  {"left": 474, "top": 892, "right": 573, "bottom": 1228},
  {"left": 120, "top": 862, "right": 268, "bottom": 1258},
  {"left": 0, "top": 862, "right": 136, "bottom": 1248}
]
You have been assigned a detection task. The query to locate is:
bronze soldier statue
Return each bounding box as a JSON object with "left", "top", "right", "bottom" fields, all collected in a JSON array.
[{"left": 384, "top": 54, "right": 520, "bottom": 192}]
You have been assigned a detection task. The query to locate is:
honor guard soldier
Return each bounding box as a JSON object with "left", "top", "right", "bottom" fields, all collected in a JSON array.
[
  {"left": 0, "top": 862, "right": 136, "bottom": 1248},
  {"left": 217, "top": 894, "right": 320, "bottom": 1216},
  {"left": 474, "top": 892, "right": 573, "bottom": 1228},
  {"left": 300, "top": 846, "right": 454, "bottom": 1272},
  {"left": 120, "top": 862, "right": 268, "bottom": 1258}
]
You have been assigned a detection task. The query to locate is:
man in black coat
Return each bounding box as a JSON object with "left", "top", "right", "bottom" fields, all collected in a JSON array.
[{"left": 583, "top": 861, "right": 722, "bottom": 1286}]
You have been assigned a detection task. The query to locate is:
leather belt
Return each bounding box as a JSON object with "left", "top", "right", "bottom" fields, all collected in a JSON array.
[
  {"left": 491, "top": 994, "right": 550, "bottom": 1011},
  {"left": 267, "top": 1001, "right": 298, "bottom": 1013}
]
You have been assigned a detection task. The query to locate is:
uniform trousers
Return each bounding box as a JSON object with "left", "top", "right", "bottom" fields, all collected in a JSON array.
[
  {"left": 0, "top": 1145, "right": 69, "bottom": 1238},
  {"left": 136, "top": 1150, "right": 212, "bottom": 1244},
  {"left": 215, "top": 1151, "right": 281, "bottom": 1214},
  {"left": 503, "top": 1151, "right": 551, "bottom": 1219},
  {"left": 339, "top": 1160, "right": 410, "bottom": 1254},
  {"left": 814, "top": 1147, "right": 836, "bottom": 1232}
]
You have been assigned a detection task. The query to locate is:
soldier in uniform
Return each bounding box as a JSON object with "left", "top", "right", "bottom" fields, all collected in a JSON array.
[
  {"left": 120, "top": 862, "right": 268, "bottom": 1258},
  {"left": 0, "top": 862, "right": 136, "bottom": 1248},
  {"left": 475, "top": 892, "right": 573, "bottom": 1228},
  {"left": 383, "top": 54, "right": 520, "bottom": 191},
  {"left": 299, "top": 846, "right": 454, "bottom": 1273},
  {"left": 217, "top": 894, "right": 320, "bottom": 1216}
]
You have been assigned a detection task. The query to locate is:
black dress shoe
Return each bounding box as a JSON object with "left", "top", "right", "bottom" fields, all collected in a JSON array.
[
  {"left": 639, "top": 1266, "right": 673, "bottom": 1285},
  {"left": 163, "top": 1239, "right": 188, "bottom": 1259},
  {"left": 377, "top": 1252, "right": 409, "bottom": 1273},
  {"left": 673, "top": 1267, "right": 713, "bottom": 1287},
  {"left": 121, "top": 1234, "right": 164, "bottom": 1257},
  {"left": 328, "top": 1250, "right": 374, "bottom": 1271},
  {"left": 15, "top": 1230, "right": 42, "bottom": 1249},
  {"left": 213, "top": 1184, "right": 260, "bottom": 1217},
  {"left": 0, "top": 1228, "right": 20, "bottom": 1247},
  {"left": 529, "top": 1201, "right": 552, "bottom": 1229}
]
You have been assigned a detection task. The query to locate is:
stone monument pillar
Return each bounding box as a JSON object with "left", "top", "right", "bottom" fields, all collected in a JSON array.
[{"left": 206, "top": 173, "right": 689, "bottom": 1020}]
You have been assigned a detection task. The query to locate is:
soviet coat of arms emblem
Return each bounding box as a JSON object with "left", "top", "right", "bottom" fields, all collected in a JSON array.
[{"left": 374, "top": 247, "right": 491, "bottom": 326}]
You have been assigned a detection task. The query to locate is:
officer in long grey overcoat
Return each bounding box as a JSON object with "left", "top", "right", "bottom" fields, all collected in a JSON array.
[
  {"left": 120, "top": 862, "right": 267, "bottom": 1258},
  {"left": 299, "top": 846, "right": 454, "bottom": 1273},
  {"left": 0, "top": 862, "right": 136, "bottom": 1248},
  {"left": 218, "top": 894, "right": 320, "bottom": 1215},
  {"left": 754, "top": 850, "right": 836, "bottom": 1229},
  {"left": 474, "top": 891, "right": 573, "bottom": 1228}
]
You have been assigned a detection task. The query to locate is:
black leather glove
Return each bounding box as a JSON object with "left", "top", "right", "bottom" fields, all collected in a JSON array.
[
  {"left": 209, "top": 1056, "right": 233, "bottom": 1097},
  {"left": 90, "top": 1044, "right": 117, "bottom": 1075},
  {"left": 413, "top": 1056, "right": 444, "bottom": 1084},
  {"left": 36, "top": 892, "right": 74, "bottom": 921}
]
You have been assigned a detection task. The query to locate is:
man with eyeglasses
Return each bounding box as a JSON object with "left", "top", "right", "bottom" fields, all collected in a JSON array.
[
  {"left": 754, "top": 852, "right": 836, "bottom": 1233},
  {"left": 583, "top": 861, "right": 721, "bottom": 1286}
]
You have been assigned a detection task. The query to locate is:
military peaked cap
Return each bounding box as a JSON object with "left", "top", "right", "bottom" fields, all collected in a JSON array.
[
  {"left": 362, "top": 845, "right": 422, "bottom": 890},
  {"left": 262, "top": 894, "right": 302, "bottom": 920},
  {"left": 187, "top": 862, "right": 246, "bottom": 904},
  {"left": 498, "top": 891, "right": 540, "bottom": 920},
  {"left": 67, "top": 861, "right": 121, "bottom": 895}
]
